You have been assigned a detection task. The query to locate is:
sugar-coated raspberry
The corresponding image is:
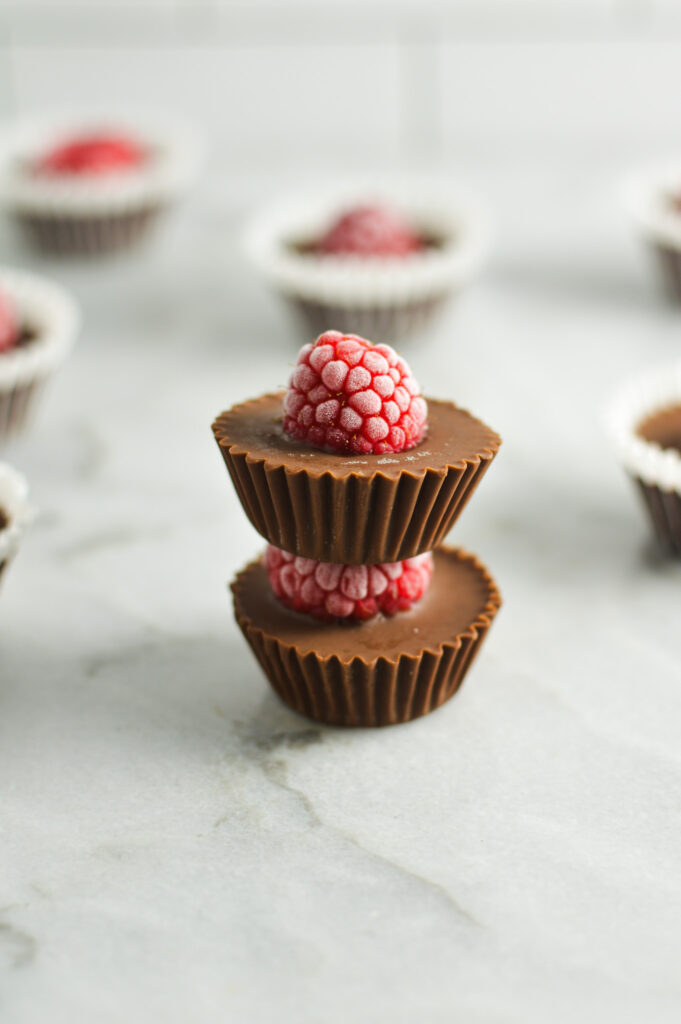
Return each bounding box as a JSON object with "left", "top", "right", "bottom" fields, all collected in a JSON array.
[
  {"left": 0, "top": 290, "right": 19, "bottom": 354},
  {"left": 283, "top": 331, "right": 427, "bottom": 455},
  {"left": 317, "top": 206, "right": 424, "bottom": 257},
  {"left": 265, "top": 546, "right": 433, "bottom": 621},
  {"left": 35, "top": 134, "right": 147, "bottom": 176}
]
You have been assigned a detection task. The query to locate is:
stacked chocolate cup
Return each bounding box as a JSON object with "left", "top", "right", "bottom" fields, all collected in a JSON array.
[{"left": 213, "top": 385, "right": 502, "bottom": 728}]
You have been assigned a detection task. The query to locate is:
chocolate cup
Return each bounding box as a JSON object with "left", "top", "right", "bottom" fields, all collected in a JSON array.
[
  {"left": 632, "top": 405, "right": 681, "bottom": 554},
  {"left": 287, "top": 295, "right": 448, "bottom": 346},
  {"left": 13, "top": 207, "right": 162, "bottom": 257},
  {"left": 633, "top": 477, "right": 681, "bottom": 554},
  {"left": 650, "top": 243, "right": 681, "bottom": 301},
  {"left": 232, "top": 546, "right": 501, "bottom": 727},
  {"left": 213, "top": 393, "right": 501, "bottom": 564}
]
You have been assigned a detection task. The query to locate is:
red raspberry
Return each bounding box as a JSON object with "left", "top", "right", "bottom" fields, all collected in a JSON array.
[
  {"left": 283, "top": 331, "right": 427, "bottom": 455},
  {"left": 265, "top": 546, "right": 433, "bottom": 622},
  {"left": 35, "top": 134, "right": 147, "bottom": 176},
  {"left": 317, "top": 205, "right": 424, "bottom": 257},
  {"left": 0, "top": 290, "right": 19, "bottom": 354}
]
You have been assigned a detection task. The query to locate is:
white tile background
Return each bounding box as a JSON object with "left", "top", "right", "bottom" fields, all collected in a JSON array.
[{"left": 1, "top": 0, "right": 681, "bottom": 177}]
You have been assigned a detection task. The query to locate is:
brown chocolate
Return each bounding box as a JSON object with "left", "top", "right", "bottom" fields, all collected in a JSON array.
[
  {"left": 213, "top": 393, "right": 501, "bottom": 564},
  {"left": 0, "top": 508, "right": 8, "bottom": 531},
  {"left": 637, "top": 405, "right": 681, "bottom": 455},
  {"left": 13, "top": 206, "right": 162, "bottom": 257},
  {"left": 232, "top": 545, "right": 501, "bottom": 727}
]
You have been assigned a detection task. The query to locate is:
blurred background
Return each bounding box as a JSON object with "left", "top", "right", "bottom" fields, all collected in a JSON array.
[{"left": 2, "top": 0, "right": 681, "bottom": 324}]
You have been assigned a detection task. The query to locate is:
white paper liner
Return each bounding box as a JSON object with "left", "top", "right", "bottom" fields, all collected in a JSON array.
[
  {"left": 245, "top": 181, "right": 490, "bottom": 309},
  {"left": 622, "top": 161, "right": 681, "bottom": 251},
  {"left": 607, "top": 361, "right": 681, "bottom": 493},
  {"left": 0, "top": 267, "right": 79, "bottom": 391},
  {"left": 0, "top": 111, "right": 201, "bottom": 218},
  {"left": 0, "top": 462, "right": 31, "bottom": 565}
]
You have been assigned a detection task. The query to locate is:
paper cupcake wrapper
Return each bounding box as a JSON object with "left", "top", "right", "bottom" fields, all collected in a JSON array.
[
  {"left": 608, "top": 361, "right": 681, "bottom": 550},
  {"left": 245, "top": 181, "right": 490, "bottom": 317},
  {"left": 287, "top": 294, "right": 448, "bottom": 346},
  {"left": 0, "top": 111, "right": 200, "bottom": 220},
  {"left": 232, "top": 546, "right": 501, "bottom": 727},
  {"left": 0, "top": 462, "right": 31, "bottom": 571},
  {"left": 0, "top": 267, "right": 79, "bottom": 438},
  {"left": 213, "top": 395, "right": 501, "bottom": 564},
  {"left": 13, "top": 206, "right": 162, "bottom": 257}
]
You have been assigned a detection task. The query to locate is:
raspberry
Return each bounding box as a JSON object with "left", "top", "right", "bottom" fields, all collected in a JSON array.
[
  {"left": 283, "top": 331, "right": 427, "bottom": 455},
  {"left": 0, "top": 290, "right": 19, "bottom": 354},
  {"left": 265, "top": 546, "right": 433, "bottom": 622},
  {"left": 35, "top": 134, "right": 147, "bottom": 176},
  {"left": 317, "top": 206, "right": 424, "bottom": 257}
]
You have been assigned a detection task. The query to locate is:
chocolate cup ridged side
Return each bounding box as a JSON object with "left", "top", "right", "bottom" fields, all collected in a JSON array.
[
  {"left": 0, "top": 380, "right": 43, "bottom": 439},
  {"left": 287, "top": 295, "right": 448, "bottom": 346},
  {"left": 14, "top": 208, "right": 162, "bottom": 257},
  {"left": 634, "top": 476, "right": 681, "bottom": 554},
  {"left": 231, "top": 547, "right": 501, "bottom": 728},
  {"left": 651, "top": 244, "right": 681, "bottom": 301},
  {"left": 212, "top": 395, "right": 501, "bottom": 564}
]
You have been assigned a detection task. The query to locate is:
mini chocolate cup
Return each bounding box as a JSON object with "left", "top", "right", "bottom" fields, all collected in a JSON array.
[
  {"left": 649, "top": 243, "right": 681, "bottom": 301},
  {"left": 633, "top": 477, "right": 681, "bottom": 554},
  {"left": 288, "top": 295, "right": 448, "bottom": 346},
  {"left": 213, "top": 393, "right": 501, "bottom": 564},
  {"left": 232, "top": 546, "right": 501, "bottom": 728},
  {"left": 13, "top": 207, "right": 162, "bottom": 257}
]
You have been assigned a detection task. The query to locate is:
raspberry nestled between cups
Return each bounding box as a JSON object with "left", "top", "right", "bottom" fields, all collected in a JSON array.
[
  {"left": 265, "top": 546, "right": 433, "bottom": 621},
  {"left": 283, "top": 331, "right": 427, "bottom": 455}
]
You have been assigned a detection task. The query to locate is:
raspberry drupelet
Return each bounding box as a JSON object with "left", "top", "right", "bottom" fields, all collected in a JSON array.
[
  {"left": 265, "top": 546, "right": 433, "bottom": 621},
  {"left": 317, "top": 206, "right": 423, "bottom": 257},
  {"left": 0, "top": 290, "right": 19, "bottom": 354},
  {"left": 283, "top": 331, "right": 427, "bottom": 455}
]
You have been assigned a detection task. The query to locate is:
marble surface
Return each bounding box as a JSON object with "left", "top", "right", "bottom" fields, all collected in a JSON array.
[{"left": 1, "top": 163, "right": 681, "bottom": 1024}]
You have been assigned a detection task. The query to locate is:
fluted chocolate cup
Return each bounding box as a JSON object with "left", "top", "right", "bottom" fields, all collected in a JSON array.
[
  {"left": 232, "top": 546, "right": 501, "bottom": 727},
  {"left": 213, "top": 393, "right": 501, "bottom": 565}
]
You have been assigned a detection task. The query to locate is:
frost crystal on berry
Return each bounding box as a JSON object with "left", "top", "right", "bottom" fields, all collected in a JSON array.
[{"left": 283, "top": 331, "right": 427, "bottom": 455}]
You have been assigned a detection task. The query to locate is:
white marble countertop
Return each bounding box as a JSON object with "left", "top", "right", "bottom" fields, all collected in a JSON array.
[{"left": 1, "top": 162, "right": 680, "bottom": 1024}]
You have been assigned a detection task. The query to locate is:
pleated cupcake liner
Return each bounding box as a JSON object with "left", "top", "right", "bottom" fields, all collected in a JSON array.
[
  {"left": 213, "top": 396, "right": 501, "bottom": 564},
  {"left": 288, "top": 294, "right": 449, "bottom": 346},
  {"left": 246, "top": 180, "right": 489, "bottom": 343},
  {"left": 13, "top": 206, "right": 163, "bottom": 257},
  {"left": 0, "top": 267, "right": 79, "bottom": 442},
  {"left": 608, "top": 361, "right": 681, "bottom": 553},
  {"left": 232, "top": 547, "right": 501, "bottom": 728},
  {"left": 0, "top": 462, "right": 31, "bottom": 582}
]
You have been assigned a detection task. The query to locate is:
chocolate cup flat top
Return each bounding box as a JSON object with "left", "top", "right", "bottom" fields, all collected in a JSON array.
[
  {"left": 637, "top": 404, "right": 681, "bottom": 456},
  {"left": 213, "top": 393, "right": 500, "bottom": 480},
  {"left": 233, "top": 546, "right": 500, "bottom": 664}
]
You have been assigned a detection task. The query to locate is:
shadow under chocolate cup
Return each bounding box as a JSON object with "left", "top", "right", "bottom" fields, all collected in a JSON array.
[
  {"left": 232, "top": 545, "right": 501, "bottom": 728},
  {"left": 609, "top": 364, "right": 681, "bottom": 555},
  {"left": 213, "top": 393, "right": 501, "bottom": 565}
]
